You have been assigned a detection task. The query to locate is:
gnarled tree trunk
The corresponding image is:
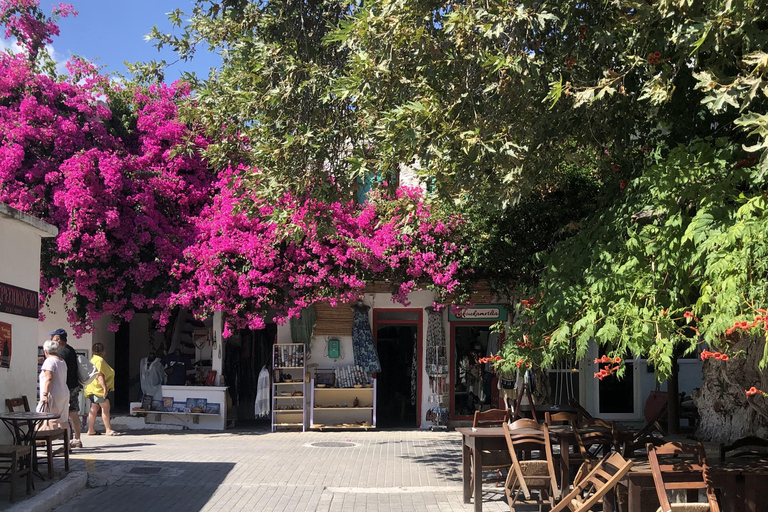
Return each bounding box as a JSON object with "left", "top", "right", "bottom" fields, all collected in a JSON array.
[{"left": 694, "top": 336, "right": 768, "bottom": 443}]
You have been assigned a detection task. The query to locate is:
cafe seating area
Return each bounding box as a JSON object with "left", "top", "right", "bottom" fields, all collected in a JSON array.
[{"left": 458, "top": 399, "right": 768, "bottom": 512}]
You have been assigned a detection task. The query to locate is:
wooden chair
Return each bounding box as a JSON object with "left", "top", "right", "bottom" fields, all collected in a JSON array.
[
  {"left": 568, "top": 398, "right": 593, "bottom": 421},
  {"left": 502, "top": 419, "right": 560, "bottom": 510},
  {"left": 0, "top": 444, "right": 32, "bottom": 502},
  {"left": 622, "top": 434, "right": 666, "bottom": 458},
  {"left": 551, "top": 452, "right": 633, "bottom": 511},
  {"left": 469, "top": 409, "right": 511, "bottom": 497},
  {"left": 6, "top": 396, "right": 69, "bottom": 479},
  {"left": 719, "top": 435, "right": 768, "bottom": 462},
  {"left": 572, "top": 418, "right": 620, "bottom": 485},
  {"left": 545, "top": 411, "right": 579, "bottom": 426},
  {"left": 647, "top": 441, "right": 720, "bottom": 512}
]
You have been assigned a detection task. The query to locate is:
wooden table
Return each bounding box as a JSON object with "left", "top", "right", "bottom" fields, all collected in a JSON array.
[
  {"left": 457, "top": 424, "right": 635, "bottom": 512},
  {"left": 616, "top": 457, "right": 768, "bottom": 512}
]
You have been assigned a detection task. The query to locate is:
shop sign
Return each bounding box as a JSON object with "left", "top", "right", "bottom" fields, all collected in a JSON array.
[
  {"left": 0, "top": 281, "right": 38, "bottom": 318},
  {"left": 0, "top": 322, "right": 11, "bottom": 369},
  {"left": 449, "top": 306, "right": 507, "bottom": 322}
]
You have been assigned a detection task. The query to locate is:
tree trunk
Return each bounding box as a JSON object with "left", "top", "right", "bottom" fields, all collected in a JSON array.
[{"left": 694, "top": 336, "right": 768, "bottom": 443}]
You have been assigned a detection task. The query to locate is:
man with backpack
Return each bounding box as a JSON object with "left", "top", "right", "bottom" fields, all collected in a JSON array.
[{"left": 49, "top": 328, "right": 84, "bottom": 449}]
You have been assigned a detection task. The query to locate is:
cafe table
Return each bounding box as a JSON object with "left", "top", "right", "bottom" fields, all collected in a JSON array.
[
  {"left": 0, "top": 411, "right": 60, "bottom": 480},
  {"left": 457, "top": 424, "right": 635, "bottom": 512},
  {"left": 609, "top": 456, "right": 768, "bottom": 512}
]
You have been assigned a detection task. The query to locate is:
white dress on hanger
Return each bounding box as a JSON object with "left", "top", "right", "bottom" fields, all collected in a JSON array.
[{"left": 140, "top": 357, "right": 165, "bottom": 401}]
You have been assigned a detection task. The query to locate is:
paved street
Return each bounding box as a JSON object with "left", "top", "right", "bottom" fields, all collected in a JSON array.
[{"left": 48, "top": 428, "right": 512, "bottom": 512}]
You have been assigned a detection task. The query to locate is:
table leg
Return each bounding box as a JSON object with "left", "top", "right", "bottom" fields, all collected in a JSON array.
[
  {"left": 473, "top": 438, "right": 483, "bottom": 512},
  {"left": 560, "top": 438, "right": 570, "bottom": 493},
  {"left": 462, "top": 436, "right": 471, "bottom": 504},
  {"left": 628, "top": 479, "right": 641, "bottom": 512}
]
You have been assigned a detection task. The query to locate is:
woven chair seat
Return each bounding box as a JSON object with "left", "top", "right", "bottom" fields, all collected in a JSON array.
[
  {"left": 656, "top": 504, "right": 712, "bottom": 512},
  {"left": 518, "top": 460, "right": 551, "bottom": 476}
]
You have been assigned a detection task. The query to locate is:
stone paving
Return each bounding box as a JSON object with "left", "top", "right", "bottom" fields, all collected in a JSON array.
[{"left": 45, "top": 428, "right": 514, "bottom": 512}]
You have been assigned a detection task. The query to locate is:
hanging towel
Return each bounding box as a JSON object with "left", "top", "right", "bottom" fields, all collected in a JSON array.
[
  {"left": 351, "top": 309, "right": 381, "bottom": 373},
  {"left": 425, "top": 309, "right": 447, "bottom": 372},
  {"left": 254, "top": 365, "right": 271, "bottom": 418},
  {"left": 484, "top": 332, "right": 500, "bottom": 372},
  {"left": 290, "top": 305, "right": 316, "bottom": 350}
]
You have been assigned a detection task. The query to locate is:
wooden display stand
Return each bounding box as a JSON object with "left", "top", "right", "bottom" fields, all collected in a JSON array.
[
  {"left": 271, "top": 343, "right": 307, "bottom": 432},
  {"left": 310, "top": 378, "right": 377, "bottom": 430}
]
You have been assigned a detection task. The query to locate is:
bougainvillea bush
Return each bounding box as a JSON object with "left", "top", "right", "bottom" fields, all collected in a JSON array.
[
  {"left": 173, "top": 180, "right": 465, "bottom": 337},
  {"left": 0, "top": 0, "right": 468, "bottom": 337}
]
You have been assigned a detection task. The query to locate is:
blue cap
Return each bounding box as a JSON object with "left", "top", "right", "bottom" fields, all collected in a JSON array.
[{"left": 47, "top": 328, "right": 68, "bottom": 336}]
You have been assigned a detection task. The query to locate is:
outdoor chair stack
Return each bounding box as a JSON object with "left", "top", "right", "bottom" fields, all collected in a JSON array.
[
  {"left": 5, "top": 396, "right": 69, "bottom": 479},
  {"left": 572, "top": 418, "right": 620, "bottom": 485},
  {"left": 551, "top": 452, "right": 633, "bottom": 511},
  {"left": 647, "top": 441, "right": 720, "bottom": 512},
  {"left": 470, "top": 408, "right": 511, "bottom": 497},
  {"left": 502, "top": 419, "right": 559, "bottom": 510}
]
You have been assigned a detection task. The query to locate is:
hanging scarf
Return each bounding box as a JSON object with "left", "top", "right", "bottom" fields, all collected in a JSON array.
[
  {"left": 425, "top": 309, "right": 447, "bottom": 372},
  {"left": 351, "top": 309, "right": 381, "bottom": 373}
]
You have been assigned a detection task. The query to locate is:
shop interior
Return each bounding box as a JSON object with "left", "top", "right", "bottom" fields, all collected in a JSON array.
[
  {"left": 452, "top": 324, "right": 500, "bottom": 417},
  {"left": 375, "top": 324, "right": 418, "bottom": 428}
]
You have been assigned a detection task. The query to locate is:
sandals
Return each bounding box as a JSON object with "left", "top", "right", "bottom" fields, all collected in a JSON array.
[
  {"left": 86, "top": 431, "right": 101, "bottom": 435},
  {"left": 105, "top": 431, "right": 122, "bottom": 436}
]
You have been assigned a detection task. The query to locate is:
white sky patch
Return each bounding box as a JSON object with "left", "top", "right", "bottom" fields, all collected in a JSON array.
[{"left": 0, "top": 37, "right": 23, "bottom": 54}]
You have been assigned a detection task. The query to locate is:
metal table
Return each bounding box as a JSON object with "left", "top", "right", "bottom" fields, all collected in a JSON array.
[{"left": 0, "top": 411, "right": 60, "bottom": 480}]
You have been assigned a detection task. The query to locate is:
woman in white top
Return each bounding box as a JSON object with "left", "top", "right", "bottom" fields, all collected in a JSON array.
[{"left": 39, "top": 339, "right": 70, "bottom": 435}]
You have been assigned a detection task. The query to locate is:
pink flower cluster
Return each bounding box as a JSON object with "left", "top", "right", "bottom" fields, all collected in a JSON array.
[
  {"left": 0, "top": 50, "right": 212, "bottom": 335},
  {"left": 0, "top": 0, "right": 76, "bottom": 60},
  {"left": 0, "top": 0, "right": 468, "bottom": 337},
  {"left": 173, "top": 181, "right": 466, "bottom": 337}
]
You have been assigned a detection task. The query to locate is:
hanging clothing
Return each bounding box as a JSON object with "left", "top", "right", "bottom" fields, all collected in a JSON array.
[
  {"left": 425, "top": 309, "right": 447, "bottom": 372},
  {"left": 290, "top": 305, "right": 316, "bottom": 349},
  {"left": 254, "top": 365, "right": 271, "bottom": 418},
  {"left": 351, "top": 309, "right": 381, "bottom": 373},
  {"left": 484, "top": 332, "right": 500, "bottom": 372},
  {"left": 140, "top": 357, "right": 165, "bottom": 401}
]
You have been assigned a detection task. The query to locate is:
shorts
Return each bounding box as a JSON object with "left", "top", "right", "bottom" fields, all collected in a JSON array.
[
  {"left": 89, "top": 395, "right": 107, "bottom": 404},
  {"left": 68, "top": 386, "right": 82, "bottom": 412}
]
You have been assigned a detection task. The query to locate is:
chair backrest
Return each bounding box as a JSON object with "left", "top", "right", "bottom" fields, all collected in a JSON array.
[
  {"left": 621, "top": 434, "right": 665, "bottom": 458},
  {"left": 719, "top": 435, "right": 768, "bottom": 462},
  {"left": 551, "top": 452, "right": 634, "bottom": 511},
  {"left": 503, "top": 419, "right": 558, "bottom": 500},
  {"left": 574, "top": 418, "right": 619, "bottom": 459},
  {"left": 647, "top": 442, "right": 720, "bottom": 512},
  {"left": 473, "top": 408, "right": 510, "bottom": 428},
  {"left": 5, "top": 396, "right": 30, "bottom": 413},
  {"left": 568, "top": 398, "right": 593, "bottom": 421},
  {"left": 545, "top": 411, "right": 578, "bottom": 426}
]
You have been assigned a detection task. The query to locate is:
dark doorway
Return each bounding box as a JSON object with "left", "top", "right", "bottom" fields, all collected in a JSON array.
[
  {"left": 376, "top": 325, "right": 418, "bottom": 428},
  {"left": 223, "top": 324, "right": 276, "bottom": 423},
  {"left": 113, "top": 321, "right": 130, "bottom": 412}
]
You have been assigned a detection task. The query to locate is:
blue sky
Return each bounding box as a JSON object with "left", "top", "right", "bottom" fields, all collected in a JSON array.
[{"left": 42, "top": 0, "right": 219, "bottom": 82}]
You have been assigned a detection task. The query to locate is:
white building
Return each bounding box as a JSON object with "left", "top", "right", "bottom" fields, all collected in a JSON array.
[{"left": 0, "top": 203, "right": 57, "bottom": 444}]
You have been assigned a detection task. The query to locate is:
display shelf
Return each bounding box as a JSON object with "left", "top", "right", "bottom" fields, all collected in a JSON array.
[
  {"left": 271, "top": 343, "right": 307, "bottom": 432},
  {"left": 310, "top": 378, "right": 376, "bottom": 430}
]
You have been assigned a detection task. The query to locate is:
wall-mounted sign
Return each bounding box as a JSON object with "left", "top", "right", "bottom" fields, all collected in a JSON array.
[
  {"left": 0, "top": 281, "right": 38, "bottom": 318},
  {"left": 0, "top": 321, "right": 11, "bottom": 369},
  {"left": 449, "top": 306, "right": 507, "bottom": 322}
]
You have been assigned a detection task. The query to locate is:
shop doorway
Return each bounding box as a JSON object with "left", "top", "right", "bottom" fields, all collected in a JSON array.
[
  {"left": 113, "top": 321, "right": 130, "bottom": 412},
  {"left": 374, "top": 310, "right": 422, "bottom": 428},
  {"left": 223, "top": 324, "right": 276, "bottom": 423}
]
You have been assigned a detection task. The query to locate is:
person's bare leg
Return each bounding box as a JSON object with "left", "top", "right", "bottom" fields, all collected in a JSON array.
[
  {"left": 101, "top": 399, "right": 114, "bottom": 434},
  {"left": 87, "top": 402, "right": 99, "bottom": 434},
  {"left": 69, "top": 410, "right": 81, "bottom": 440}
]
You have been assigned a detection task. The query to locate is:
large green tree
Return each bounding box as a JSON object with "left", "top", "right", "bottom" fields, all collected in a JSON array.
[{"left": 145, "top": 0, "right": 768, "bottom": 440}]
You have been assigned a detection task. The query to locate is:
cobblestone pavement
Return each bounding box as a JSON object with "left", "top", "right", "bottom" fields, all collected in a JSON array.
[{"left": 51, "top": 429, "right": 516, "bottom": 512}]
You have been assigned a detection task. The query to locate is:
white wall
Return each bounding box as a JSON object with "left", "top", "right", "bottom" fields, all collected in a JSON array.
[{"left": 0, "top": 205, "right": 56, "bottom": 444}]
